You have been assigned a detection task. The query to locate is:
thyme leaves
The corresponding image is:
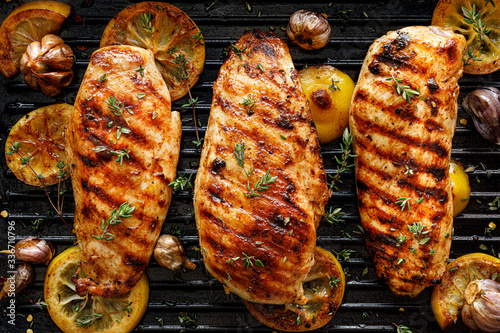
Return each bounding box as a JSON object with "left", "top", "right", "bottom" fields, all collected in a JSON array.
[{"left": 93, "top": 202, "right": 135, "bottom": 242}]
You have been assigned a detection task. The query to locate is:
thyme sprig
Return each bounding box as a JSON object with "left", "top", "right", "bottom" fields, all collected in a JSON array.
[
  {"left": 230, "top": 44, "right": 248, "bottom": 59},
  {"left": 328, "top": 128, "right": 357, "bottom": 195},
  {"left": 110, "top": 148, "right": 130, "bottom": 165},
  {"left": 408, "top": 222, "right": 431, "bottom": 246},
  {"left": 462, "top": 4, "right": 494, "bottom": 66},
  {"left": 172, "top": 53, "right": 202, "bottom": 144},
  {"left": 7, "top": 142, "right": 70, "bottom": 231},
  {"left": 106, "top": 95, "right": 133, "bottom": 125},
  {"left": 395, "top": 197, "right": 411, "bottom": 211},
  {"left": 168, "top": 173, "right": 193, "bottom": 192},
  {"left": 323, "top": 207, "right": 346, "bottom": 225},
  {"left": 241, "top": 252, "right": 264, "bottom": 269},
  {"left": 75, "top": 302, "right": 134, "bottom": 327},
  {"left": 93, "top": 202, "right": 135, "bottom": 241},
  {"left": 140, "top": 11, "right": 155, "bottom": 34},
  {"left": 385, "top": 76, "right": 420, "bottom": 104},
  {"left": 393, "top": 323, "right": 413, "bottom": 333},
  {"left": 244, "top": 169, "right": 277, "bottom": 198}
]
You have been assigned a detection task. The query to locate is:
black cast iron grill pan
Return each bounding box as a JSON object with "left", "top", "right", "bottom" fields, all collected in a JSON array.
[{"left": 0, "top": 1, "right": 499, "bottom": 332}]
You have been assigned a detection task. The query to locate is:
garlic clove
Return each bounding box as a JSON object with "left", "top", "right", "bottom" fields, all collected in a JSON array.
[
  {"left": 14, "top": 236, "right": 55, "bottom": 265},
  {"left": 462, "top": 87, "right": 500, "bottom": 145},
  {"left": 154, "top": 234, "right": 196, "bottom": 270},
  {"left": 40, "top": 34, "right": 65, "bottom": 54},
  {"left": 0, "top": 263, "right": 33, "bottom": 301},
  {"left": 286, "top": 9, "right": 331, "bottom": 50}
]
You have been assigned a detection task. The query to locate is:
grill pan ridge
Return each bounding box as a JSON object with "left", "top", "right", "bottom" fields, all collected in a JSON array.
[{"left": 0, "top": 1, "right": 499, "bottom": 332}]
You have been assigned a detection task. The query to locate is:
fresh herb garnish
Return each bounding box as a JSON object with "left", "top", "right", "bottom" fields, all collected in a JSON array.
[
  {"left": 168, "top": 173, "right": 193, "bottom": 191},
  {"left": 385, "top": 76, "right": 420, "bottom": 104},
  {"left": 192, "top": 31, "right": 204, "bottom": 45},
  {"left": 98, "top": 73, "right": 107, "bottom": 82},
  {"left": 140, "top": 11, "right": 155, "bottom": 34},
  {"left": 328, "top": 128, "right": 356, "bottom": 194},
  {"left": 76, "top": 313, "right": 104, "bottom": 327},
  {"left": 111, "top": 148, "right": 130, "bottom": 165},
  {"left": 93, "top": 202, "right": 135, "bottom": 241},
  {"left": 244, "top": 169, "right": 277, "bottom": 197},
  {"left": 329, "top": 79, "right": 340, "bottom": 92},
  {"left": 323, "top": 207, "right": 345, "bottom": 225},
  {"left": 230, "top": 44, "right": 248, "bottom": 59},
  {"left": 106, "top": 94, "right": 133, "bottom": 125},
  {"left": 395, "top": 197, "right": 411, "bottom": 211},
  {"left": 462, "top": 4, "right": 494, "bottom": 66},
  {"left": 135, "top": 64, "right": 145, "bottom": 76}
]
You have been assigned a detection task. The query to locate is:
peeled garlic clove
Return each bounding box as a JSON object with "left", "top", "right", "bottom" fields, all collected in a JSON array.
[
  {"left": 154, "top": 234, "right": 196, "bottom": 270},
  {"left": 14, "top": 236, "right": 55, "bottom": 265},
  {"left": 286, "top": 9, "right": 331, "bottom": 50},
  {"left": 462, "top": 87, "right": 500, "bottom": 145},
  {"left": 0, "top": 263, "right": 33, "bottom": 301},
  {"left": 462, "top": 279, "right": 500, "bottom": 332}
]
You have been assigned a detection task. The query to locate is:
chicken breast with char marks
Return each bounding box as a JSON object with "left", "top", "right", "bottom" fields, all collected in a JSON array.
[
  {"left": 350, "top": 26, "right": 466, "bottom": 297},
  {"left": 194, "top": 30, "right": 328, "bottom": 305},
  {"left": 66, "top": 45, "right": 181, "bottom": 297}
]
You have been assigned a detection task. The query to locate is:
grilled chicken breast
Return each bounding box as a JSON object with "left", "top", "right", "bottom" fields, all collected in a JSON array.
[
  {"left": 194, "top": 30, "right": 328, "bottom": 305},
  {"left": 66, "top": 45, "right": 181, "bottom": 297},
  {"left": 350, "top": 26, "right": 466, "bottom": 297}
]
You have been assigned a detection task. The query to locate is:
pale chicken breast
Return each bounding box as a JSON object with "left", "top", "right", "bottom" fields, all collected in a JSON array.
[
  {"left": 66, "top": 45, "right": 181, "bottom": 297},
  {"left": 350, "top": 26, "right": 466, "bottom": 297},
  {"left": 194, "top": 30, "right": 328, "bottom": 305}
]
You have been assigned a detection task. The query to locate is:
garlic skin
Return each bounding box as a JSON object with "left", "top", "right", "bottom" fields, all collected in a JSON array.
[
  {"left": 462, "top": 87, "right": 500, "bottom": 145},
  {"left": 287, "top": 10, "right": 331, "bottom": 50},
  {"left": 19, "top": 34, "right": 74, "bottom": 97},
  {"left": 461, "top": 279, "right": 500, "bottom": 332},
  {"left": 154, "top": 234, "right": 196, "bottom": 270},
  {"left": 14, "top": 236, "right": 55, "bottom": 265},
  {"left": 0, "top": 263, "right": 34, "bottom": 301}
]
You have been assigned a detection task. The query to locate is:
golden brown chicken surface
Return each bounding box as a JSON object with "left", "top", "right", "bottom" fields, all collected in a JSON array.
[
  {"left": 66, "top": 45, "right": 181, "bottom": 297},
  {"left": 194, "top": 30, "right": 328, "bottom": 305},
  {"left": 349, "top": 26, "right": 466, "bottom": 297}
]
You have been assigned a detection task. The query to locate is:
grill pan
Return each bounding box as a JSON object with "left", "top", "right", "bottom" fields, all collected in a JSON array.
[{"left": 0, "top": 1, "right": 499, "bottom": 332}]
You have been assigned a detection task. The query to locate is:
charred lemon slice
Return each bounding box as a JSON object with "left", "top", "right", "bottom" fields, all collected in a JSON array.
[
  {"left": 100, "top": 2, "right": 205, "bottom": 101},
  {"left": 44, "top": 247, "right": 149, "bottom": 333},
  {"left": 298, "top": 65, "right": 355, "bottom": 144},
  {"left": 431, "top": 253, "right": 500, "bottom": 330},
  {"left": 0, "top": 0, "right": 71, "bottom": 78},
  {"left": 243, "top": 247, "right": 345, "bottom": 331},
  {"left": 5, "top": 103, "right": 72, "bottom": 186},
  {"left": 432, "top": 0, "right": 500, "bottom": 74},
  {"left": 450, "top": 159, "right": 470, "bottom": 217}
]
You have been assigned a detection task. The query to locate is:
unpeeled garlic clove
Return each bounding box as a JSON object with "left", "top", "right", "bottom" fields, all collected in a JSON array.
[
  {"left": 462, "top": 279, "right": 500, "bottom": 332},
  {"left": 286, "top": 9, "right": 331, "bottom": 50},
  {"left": 0, "top": 263, "right": 34, "bottom": 301},
  {"left": 154, "top": 234, "right": 196, "bottom": 270},
  {"left": 462, "top": 87, "right": 500, "bottom": 145},
  {"left": 14, "top": 236, "right": 55, "bottom": 265}
]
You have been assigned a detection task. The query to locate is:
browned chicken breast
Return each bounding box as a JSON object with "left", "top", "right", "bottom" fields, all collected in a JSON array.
[
  {"left": 66, "top": 45, "right": 181, "bottom": 297},
  {"left": 350, "top": 26, "right": 466, "bottom": 297},
  {"left": 194, "top": 30, "right": 328, "bottom": 305}
]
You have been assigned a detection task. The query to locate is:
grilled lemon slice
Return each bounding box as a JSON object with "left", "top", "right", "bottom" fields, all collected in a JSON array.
[
  {"left": 243, "top": 247, "right": 345, "bottom": 331},
  {"left": 431, "top": 252, "right": 500, "bottom": 330},
  {"left": 450, "top": 159, "right": 470, "bottom": 217},
  {"left": 100, "top": 2, "right": 205, "bottom": 101},
  {"left": 44, "top": 247, "right": 149, "bottom": 333},
  {"left": 5, "top": 103, "right": 72, "bottom": 186},
  {"left": 432, "top": 0, "right": 500, "bottom": 74},
  {"left": 0, "top": 0, "right": 71, "bottom": 78}
]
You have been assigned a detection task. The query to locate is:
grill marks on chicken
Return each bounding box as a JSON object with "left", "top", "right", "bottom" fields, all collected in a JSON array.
[
  {"left": 350, "top": 26, "right": 466, "bottom": 297},
  {"left": 194, "top": 30, "right": 328, "bottom": 305},
  {"left": 66, "top": 45, "right": 181, "bottom": 297}
]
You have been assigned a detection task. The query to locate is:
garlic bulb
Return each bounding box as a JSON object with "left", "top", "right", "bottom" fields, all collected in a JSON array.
[
  {"left": 19, "top": 34, "right": 74, "bottom": 97},
  {"left": 462, "top": 87, "right": 500, "bottom": 145},
  {"left": 14, "top": 236, "right": 55, "bottom": 265},
  {"left": 154, "top": 234, "right": 196, "bottom": 270},
  {"left": 461, "top": 279, "right": 500, "bottom": 332},
  {"left": 286, "top": 10, "right": 331, "bottom": 50},
  {"left": 0, "top": 263, "right": 34, "bottom": 301}
]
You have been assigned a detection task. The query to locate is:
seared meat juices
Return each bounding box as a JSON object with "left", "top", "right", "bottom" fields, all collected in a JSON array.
[
  {"left": 194, "top": 30, "right": 328, "bottom": 305},
  {"left": 66, "top": 45, "right": 181, "bottom": 297},
  {"left": 350, "top": 26, "right": 466, "bottom": 297}
]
